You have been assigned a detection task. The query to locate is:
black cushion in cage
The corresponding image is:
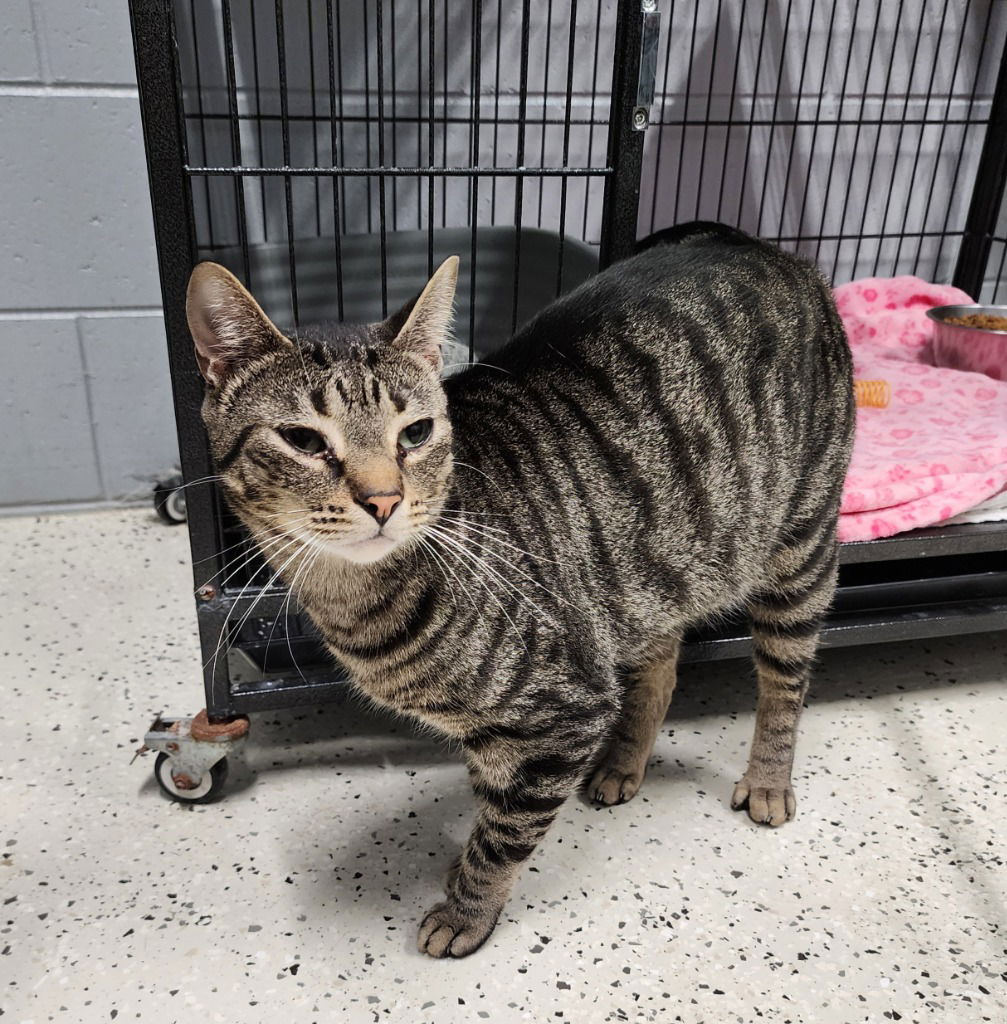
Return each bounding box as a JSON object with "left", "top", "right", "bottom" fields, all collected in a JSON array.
[{"left": 203, "top": 226, "right": 599, "bottom": 366}]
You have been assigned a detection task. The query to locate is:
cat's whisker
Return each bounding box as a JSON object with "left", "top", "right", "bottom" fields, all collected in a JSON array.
[
  {"left": 419, "top": 527, "right": 470, "bottom": 604},
  {"left": 210, "top": 532, "right": 312, "bottom": 678},
  {"left": 257, "top": 508, "right": 317, "bottom": 521},
  {"left": 441, "top": 360, "right": 511, "bottom": 375},
  {"left": 437, "top": 514, "right": 524, "bottom": 541},
  {"left": 425, "top": 524, "right": 545, "bottom": 610},
  {"left": 204, "top": 531, "right": 309, "bottom": 675},
  {"left": 206, "top": 561, "right": 279, "bottom": 679},
  {"left": 437, "top": 514, "right": 512, "bottom": 537},
  {"left": 288, "top": 539, "right": 329, "bottom": 677},
  {"left": 424, "top": 523, "right": 549, "bottom": 631},
  {"left": 437, "top": 517, "right": 569, "bottom": 569},
  {"left": 194, "top": 520, "right": 315, "bottom": 593},
  {"left": 265, "top": 580, "right": 297, "bottom": 676},
  {"left": 414, "top": 535, "right": 457, "bottom": 611},
  {"left": 450, "top": 461, "right": 510, "bottom": 500},
  {"left": 284, "top": 534, "right": 324, "bottom": 606},
  {"left": 428, "top": 522, "right": 574, "bottom": 610},
  {"left": 431, "top": 521, "right": 574, "bottom": 607},
  {"left": 268, "top": 533, "right": 325, "bottom": 684},
  {"left": 434, "top": 507, "right": 509, "bottom": 518},
  {"left": 435, "top": 538, "right": 528, "bottom": 651},
  {"left": 264, "top": 534, "right": 313, "bottom": 662},
  {"left": 194, "top": 529, "right": 293, "bottom": 594},
  {"left": 192, "top": 532, "right": 265, "bottom": 567},
  {"left": 419, "top": 523, "right": 528, "bottom": 649},
  {"left": 164, "top": 474, "right": 223, "bottom": 492}
]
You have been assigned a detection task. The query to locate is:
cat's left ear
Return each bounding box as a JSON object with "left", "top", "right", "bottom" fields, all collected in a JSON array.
[{"left": 387, "top": 256, "right": 459, "bottom": 372}]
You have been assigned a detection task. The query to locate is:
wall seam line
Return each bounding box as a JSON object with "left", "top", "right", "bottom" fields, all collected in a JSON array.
[
  {"left": 26, "top": 0, "right": 52, "bottom": 84},
  {"left": 0, "top": 308, "right": 163, "bottom": 321},
  {"left": 73, "top": 317, "right": 108, "bottom": 501}
]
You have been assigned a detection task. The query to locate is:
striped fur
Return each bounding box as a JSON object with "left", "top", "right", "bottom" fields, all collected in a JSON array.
[{"left": 188, "top": 223, "right": 854, "bottom": 957}]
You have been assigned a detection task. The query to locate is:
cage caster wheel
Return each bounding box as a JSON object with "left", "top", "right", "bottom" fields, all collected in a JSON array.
[
  {"left": 137, "top": 711, "right": 249, "bottom": 804},
  {"left": 153, "top": 476, "right": 187, "bottom": 525},
  {"left": 154, "top": 752, "right": 228, "bottom": 803}
]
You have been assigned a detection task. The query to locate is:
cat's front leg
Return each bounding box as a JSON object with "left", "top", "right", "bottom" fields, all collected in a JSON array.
[{"left": 417, "top": 730, "right": 601, "bottom": 958}]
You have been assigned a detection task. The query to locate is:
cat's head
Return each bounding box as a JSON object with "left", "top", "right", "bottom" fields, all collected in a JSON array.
[{"left": 185, "top": 257, "right": 458, "bottom": 565}]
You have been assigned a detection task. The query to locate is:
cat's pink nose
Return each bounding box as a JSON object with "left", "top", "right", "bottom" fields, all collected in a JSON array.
[{"left": 358, "top": 492, "right": 402, "bottom": 526}]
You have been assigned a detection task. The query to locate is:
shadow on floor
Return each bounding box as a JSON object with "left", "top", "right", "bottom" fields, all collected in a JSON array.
[
  {"left": 223, "top": 630, "right": 1006, "bottom": 766},
  {"left": 141, "top": 631, "right": 1004, "bottom": 805}
]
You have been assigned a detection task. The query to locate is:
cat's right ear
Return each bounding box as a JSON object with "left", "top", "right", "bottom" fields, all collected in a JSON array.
[{"left": 186, "top": 262, "right": 292, "bottom": 385}]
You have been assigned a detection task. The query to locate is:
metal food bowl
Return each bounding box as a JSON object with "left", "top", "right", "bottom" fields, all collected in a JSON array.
[{"left": 926, "top": 303, "right": 1007, "bottom": 381}]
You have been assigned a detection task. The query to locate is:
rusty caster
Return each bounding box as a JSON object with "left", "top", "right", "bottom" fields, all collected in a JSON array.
[{"left": 136, "top": 710, "right": 249, "bottom": 804}]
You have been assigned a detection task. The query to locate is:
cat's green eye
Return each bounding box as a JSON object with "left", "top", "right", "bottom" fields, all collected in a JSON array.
[
  {"left": 280, "top": 426, "right": 327, "bottom": 455},
  {"left": 398, "top": 419, "right": 433, "bottom": 450}
]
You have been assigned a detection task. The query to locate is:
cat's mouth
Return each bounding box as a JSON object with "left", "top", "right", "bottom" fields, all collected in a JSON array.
[{"left": 323, "top": 530, "right": 402, "bottom": 565}]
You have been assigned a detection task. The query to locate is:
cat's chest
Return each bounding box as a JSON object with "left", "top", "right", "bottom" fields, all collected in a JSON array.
[
  {"left": 335, "top": 645, "right": 484, "bottom": 736},
  {"left": 305, "top": 589, "right": 482, "bottom": 719}
]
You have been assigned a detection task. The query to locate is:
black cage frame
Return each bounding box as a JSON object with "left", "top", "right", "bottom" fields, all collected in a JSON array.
[{"left": 130, "top": 0, "right": 1007, "bottom": 719}]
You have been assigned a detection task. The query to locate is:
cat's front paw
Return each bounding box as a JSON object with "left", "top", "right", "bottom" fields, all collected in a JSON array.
[
  {"left": 417, "top": 899, "right": 499, "bottom": 958},
  {"left": 587, "top": 747, "right": 646, "bottom": 806},
  {"left": 731, "top": 777, "right": 796, "bottom": 826}
]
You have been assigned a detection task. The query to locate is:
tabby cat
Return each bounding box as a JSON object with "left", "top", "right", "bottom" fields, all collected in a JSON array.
[{"left": 185, "top": 222, "right": 854, "bottom": 958}]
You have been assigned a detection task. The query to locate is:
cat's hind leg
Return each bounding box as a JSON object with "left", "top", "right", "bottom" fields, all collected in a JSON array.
[
  {"left": 588, "top": 637, "right": 681, "bottom": 806},
  {"left": 733, "top": 524, "right": 838, "bottom": 826}
]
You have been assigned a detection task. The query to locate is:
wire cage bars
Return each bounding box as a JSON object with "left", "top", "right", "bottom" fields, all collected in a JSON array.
[
  {"left": 130, "top": 0, "right": 1007, "bottom": 719},
  {"left": 637, "top": 0, "right": 1007, "bottom": 300},
  {"left": 171, "top": 0, "right": 644, "bottom": 348},
  {"left": 131, "top": 0, "right": 652, "bottom": 714}
]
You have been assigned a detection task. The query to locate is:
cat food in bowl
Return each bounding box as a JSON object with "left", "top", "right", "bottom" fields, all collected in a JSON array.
[{"left": 927, "top": 303, "right": 1007, "bottom": 381}]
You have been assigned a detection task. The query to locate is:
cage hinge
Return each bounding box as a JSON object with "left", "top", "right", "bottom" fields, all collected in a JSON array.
[{"left": 633, "top": 1, "right": 661, "bottom": 131}]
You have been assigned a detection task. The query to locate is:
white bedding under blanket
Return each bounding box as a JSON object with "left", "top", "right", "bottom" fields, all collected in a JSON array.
[{"left": 943, "top": 485, "right": 1007, "bottom": 525}]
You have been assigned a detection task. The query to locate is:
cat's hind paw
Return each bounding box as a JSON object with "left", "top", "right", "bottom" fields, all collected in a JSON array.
[{"left": 417, "top": 900, "right": 499, "bottom": 958}]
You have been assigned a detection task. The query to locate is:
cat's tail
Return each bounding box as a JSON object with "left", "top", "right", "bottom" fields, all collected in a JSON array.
[{"left": 636, "top": 221, "right": 757, "bottom": 253}]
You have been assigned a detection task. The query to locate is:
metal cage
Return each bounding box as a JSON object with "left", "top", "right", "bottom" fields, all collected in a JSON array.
[{"left": 130, "top": 0, "right": 1007, "bottom": 719}]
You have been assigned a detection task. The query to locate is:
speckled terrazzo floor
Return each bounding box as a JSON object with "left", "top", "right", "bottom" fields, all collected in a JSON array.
[{"left": 1, "top": 509, "right": 1005, "bottom": 1024}]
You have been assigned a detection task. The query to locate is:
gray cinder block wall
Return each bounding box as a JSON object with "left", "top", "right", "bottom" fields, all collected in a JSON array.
[
  {"left": 1, "top": 0, "right": 179, "bottom": 511},
  {"left": 0, "top": 0, "right": 179, "bottom": 512},
  {"left": 1, "top": 1, "right": 1003, "bottom": 511}
]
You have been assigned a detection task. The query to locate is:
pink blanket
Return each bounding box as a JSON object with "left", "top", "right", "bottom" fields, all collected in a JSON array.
[{"left": 836, "top": 277, "right": 1007, "bottom": 542}]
